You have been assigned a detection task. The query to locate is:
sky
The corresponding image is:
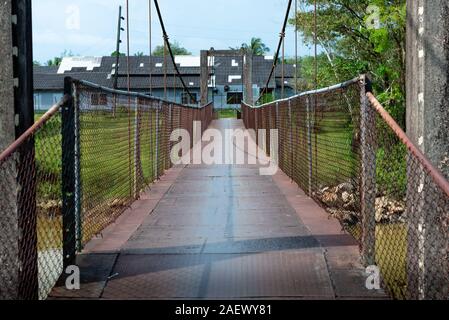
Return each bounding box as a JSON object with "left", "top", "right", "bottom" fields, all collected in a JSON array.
[{"left": 32, "top": 0, "right": 314, "bottom": 63}]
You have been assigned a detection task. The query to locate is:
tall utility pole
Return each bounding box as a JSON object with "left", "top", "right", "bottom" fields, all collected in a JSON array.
[
  {"left": 0, "top": 0, "right": 37, "bottom": 300},
  {"left": 113, "top": 6, "right": 125, "bottom": 90},
  {"left": 406, "top": 0, "right": 449, "bottom": 300}
]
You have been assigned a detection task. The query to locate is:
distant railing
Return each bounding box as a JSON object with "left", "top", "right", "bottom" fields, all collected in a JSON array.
[
  {"left": 242, "top": 75, "right": 449, "bottom": 300},
  {"left": 0, "top": 77, "right": 213, "bottom": 300}
]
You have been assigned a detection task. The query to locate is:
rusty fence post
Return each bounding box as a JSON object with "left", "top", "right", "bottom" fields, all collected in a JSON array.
[{"left": 359, "top": 74, "right": 377, "bottom": 266}]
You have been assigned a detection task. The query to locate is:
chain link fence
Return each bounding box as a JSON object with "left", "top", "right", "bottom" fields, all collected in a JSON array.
[
  {"left": 242, "top": 75, "right": 449, "bottom": 300},
  {"left": 0, "top": 77, "right": 213, "bottom": 300}
]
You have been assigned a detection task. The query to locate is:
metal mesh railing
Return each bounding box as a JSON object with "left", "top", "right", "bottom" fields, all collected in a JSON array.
[
  {"left": 0, "top": 78, "right": 213, "bottom": 300},
  {"left": 242, "top": 75, "right": 449, "bottom": 300},
  {"left": 0, "top": 99, "right": 68, "bottom": 300},
  {"left": 75, "top": 81, "right": 212, "bottom": 246}
]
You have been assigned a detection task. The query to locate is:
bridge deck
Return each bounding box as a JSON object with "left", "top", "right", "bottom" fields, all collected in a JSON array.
[{"left": 50, "top": 120, "right": 386, "bottom": 300}]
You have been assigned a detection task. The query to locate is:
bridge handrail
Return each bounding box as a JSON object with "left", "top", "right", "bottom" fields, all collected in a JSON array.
[
  {"left": 241, "top": 76, "right": 449, "bottom": 299},
  {"left": 243, "top": 76, "right": 362, "bottom": 109},
  {"left": 366, "top": 92, "right": 449, "bottom": 198},
  {"left": 0, "top": 95, "right": 69, "bottom": 163},
  {"left": 72, "top": 78, "right": 212, "bottom": 110}
]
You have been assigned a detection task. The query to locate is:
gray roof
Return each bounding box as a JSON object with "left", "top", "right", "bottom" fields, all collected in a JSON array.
[
  {"left": 34, "top": 54, "right": 295, "bottom": 91},
  {"left": 98, "top": 56, "right": 201, "bottom": 76},
  {"left": 33, "top": 71, "right": 111, "bottom": 90}
]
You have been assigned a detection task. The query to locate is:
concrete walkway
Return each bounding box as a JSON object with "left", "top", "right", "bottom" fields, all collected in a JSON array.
[{"left": 50, "top": 119, "right": 386, "bottom": 300}]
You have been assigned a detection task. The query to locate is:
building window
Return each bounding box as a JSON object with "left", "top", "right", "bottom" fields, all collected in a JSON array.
[
  {"left": 227, "top": 92, "right": 243, "bottom": 105},
  {"left": 91, "top": 93, "right": 108, "bottom": 105},
  {"left": 181, "top": 93, "right": 197, "bottom": 105}
]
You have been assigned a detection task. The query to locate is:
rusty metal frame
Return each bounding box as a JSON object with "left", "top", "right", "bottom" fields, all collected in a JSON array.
[{"left": 0, "top": 96, "right": 69, "bottom": 162}]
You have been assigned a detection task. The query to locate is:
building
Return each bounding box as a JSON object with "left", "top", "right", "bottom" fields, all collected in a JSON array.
[{"left": 33, "top": 51, "right": 296, "bottom": 110}]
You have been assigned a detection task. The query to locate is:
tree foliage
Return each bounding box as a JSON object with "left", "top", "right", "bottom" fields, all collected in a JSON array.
[
  {"left": 152, "top": 41, "right": 191, "bottom": 57},
  {"left": 230, "top": 37, "right": 270, "bottom": 56},
  {"left": 111, "top": 51, "right": 125, "bottom": 57},
  {"left": 46, "top": 50, "right": 75, "bottom": 67},
  {"left": 291, "top": 0, "right": 406, "bottom": 126}
]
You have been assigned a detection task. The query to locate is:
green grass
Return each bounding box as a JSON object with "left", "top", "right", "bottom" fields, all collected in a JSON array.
[
  {"left": 35, "top": 109, "right": 159, "bottom": 249},
  {"left": 376, "top": 223, "right": 408, "bottom": 299},
  {"left": 216, "top": 109, "right": 237, "bottom": 119},
  {"left": 281, "top": 109, "right": 409, "bottom": 299}
]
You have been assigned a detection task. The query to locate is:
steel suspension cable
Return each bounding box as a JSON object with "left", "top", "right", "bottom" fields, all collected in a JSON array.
[
  {"left": 313, "top": 0, "right": 318, "bottom": 186},
  {"left": 295, "top": 0, "right": 298, "bottom": 95},
  {"left": 256, "top": 0, "right": 293, "bottom": 104},
  {"left": 126, "top": 0, "right": 132, "bottom": 197},
  {"left": 149, "top": 0, "right": 153, "bottom": 95},
  {"left": 153, "top": 0, "right": 196, "bottom": 103}
]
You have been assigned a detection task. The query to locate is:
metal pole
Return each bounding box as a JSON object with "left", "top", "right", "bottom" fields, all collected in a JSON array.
[
  {"left": 281, "top": 33, "right": 285, "bottom": 100},
  {"left": 288, "top": 100, "right": 293, "bottom": 179},
  {"left": 306, "top": 96, "right": 313, "bottom": 197},
  {"left": 359, "top": 75, "right": 376, "bottom": 266},
  {"left": 113, "top": 6, "right": 124, "bottom": 90},
  {"left": 133, "top": 97, "right": 141, "bottom": 198},
  {"left": 294, "top": 0, "right": 298, "bottom": 95},
  {"left": 164, "top": 41, "right": 167, "bottom": 101},
  {"left": 62, "top": 77, "right": 76, "bottom": 269},
  {"left": 155, "top": 101, "right": 160, "bottom": 179},
  {"left": 148, "top": 0, "right": 153, "bottom": 95},
  {"left": 126, "top": 0, "right": 132, "bottom": 197},
  {"left": 73, "top": 84, "right": 82, "bottom": 252},
  {"left": 167, "top": 103, "right": 173, "bottom": 169}
]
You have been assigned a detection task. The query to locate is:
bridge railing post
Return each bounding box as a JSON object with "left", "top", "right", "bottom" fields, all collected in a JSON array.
[
  {"left": 133, "top": 96, "right": 141, "bottom": 199},
  {"left": 306, "top": 96, "right": 313, "bottom": 197},
  {"left": 155, "top": 101, "right": 161, "bottom": 179},
  {"left": 288, "top": 100, "right": 293, "bottom": 179},
  {"left": 359, "top": 74, "right": 377, "bottom": 266},
  {"left": 61, "top": 77, "right": 78, "bottom": 268}
]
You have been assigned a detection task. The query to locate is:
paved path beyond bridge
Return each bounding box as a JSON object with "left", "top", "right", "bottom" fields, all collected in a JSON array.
[{"left": 50, "top": 120, "right": 387, "bottom": 300}]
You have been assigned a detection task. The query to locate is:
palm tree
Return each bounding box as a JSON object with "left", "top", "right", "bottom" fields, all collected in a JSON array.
[{"left": 230, "top": 38, "right": 270, "bottom": 56}]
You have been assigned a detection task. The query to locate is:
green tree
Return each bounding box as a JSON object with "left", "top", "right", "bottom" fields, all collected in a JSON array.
[
  {"left": 111, "top": 51, "right": 126, "bottom": 57},
  {"left": 230, "top": 37, "right": 270, "bottom": 56},
  {"left": 152, "top": 41, "right": 191, "bottom": 57},
  {"left": 46, "top": 50, "right": 75, "bottom": 67},
  {"left": 134, "top": 51, "right": 145, "bottom": 57},
  {"left": 291, "top": 0, "right": 406, "bottom": 126}
]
